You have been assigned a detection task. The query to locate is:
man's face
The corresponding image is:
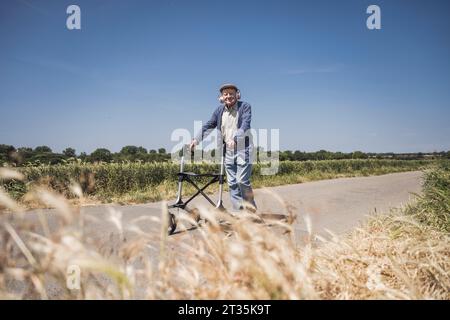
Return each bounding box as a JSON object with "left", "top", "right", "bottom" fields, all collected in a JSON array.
[{"left": 221, "top": 88, "right": 237, "bottom": 107}]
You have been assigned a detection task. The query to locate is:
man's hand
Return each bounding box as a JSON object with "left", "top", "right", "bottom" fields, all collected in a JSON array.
[
  {"left": 226, "top": 139, "right": 236, "bottom": 149},
  {"left": 189, "top": 139, "right": 198, "bottom": 151}
]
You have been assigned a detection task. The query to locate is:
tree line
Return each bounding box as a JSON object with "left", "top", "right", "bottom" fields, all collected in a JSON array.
[
  {"left": 276, "top": 149, "right": 450, "bottom": 161},
  {"left": 0, "top": 145, "right": 170, "bottom": 166},
  {"left": 1, "top": 144, "right": 449, "bottom": 166}
]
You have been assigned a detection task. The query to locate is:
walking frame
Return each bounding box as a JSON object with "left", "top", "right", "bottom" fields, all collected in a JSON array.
[{"left": 167, "top": 143, "right": 226, "bottom": 234}]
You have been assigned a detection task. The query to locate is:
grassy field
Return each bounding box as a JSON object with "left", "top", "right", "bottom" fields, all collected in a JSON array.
[
  {"left": 1, "top": 159, "right": 434, "bottom": 208},
  {"left": 0, "top": 161, "right": 448, "bottom": 299}
]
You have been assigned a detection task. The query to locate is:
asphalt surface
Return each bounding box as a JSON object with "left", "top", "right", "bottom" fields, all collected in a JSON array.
[{"left": 16, "top": 170, "right": 424, "bottom": 241}]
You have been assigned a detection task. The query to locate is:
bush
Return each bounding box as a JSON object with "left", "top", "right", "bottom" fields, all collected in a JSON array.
[{"left": 405, "top": 161, "right": 450, "bottom": 233}]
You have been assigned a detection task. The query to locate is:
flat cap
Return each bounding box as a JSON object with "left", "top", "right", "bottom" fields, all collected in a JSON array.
[{"left": 219, "top": 83, "right": 239, "bottom": 92}]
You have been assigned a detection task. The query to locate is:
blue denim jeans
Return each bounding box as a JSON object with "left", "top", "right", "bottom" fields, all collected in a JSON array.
[{"left": 225, "top": 148, "right": 257, "bottom": 212}]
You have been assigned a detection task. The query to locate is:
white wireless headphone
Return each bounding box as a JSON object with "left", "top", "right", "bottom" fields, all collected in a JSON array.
[{"left": 219, "top": 88, "right": 241, "bottom": 103}]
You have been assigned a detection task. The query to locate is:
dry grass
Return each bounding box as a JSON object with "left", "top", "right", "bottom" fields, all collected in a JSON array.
[{"left": 0, "top": 165, "right": 448, "bottom": 300}]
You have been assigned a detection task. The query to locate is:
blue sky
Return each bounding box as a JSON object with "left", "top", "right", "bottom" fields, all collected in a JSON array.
[{"left": 1, "top": 0, "right": 449, "bottom": 154}]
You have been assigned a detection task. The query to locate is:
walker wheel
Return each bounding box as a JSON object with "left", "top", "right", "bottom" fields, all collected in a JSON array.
[{"left": 168, "top": 211, "right": 177, "bottom": 235}]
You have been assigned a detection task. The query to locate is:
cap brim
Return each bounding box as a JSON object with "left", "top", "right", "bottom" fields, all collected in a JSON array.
[{"left": 220, "top": 84, "right": 238, "bottom": 92}]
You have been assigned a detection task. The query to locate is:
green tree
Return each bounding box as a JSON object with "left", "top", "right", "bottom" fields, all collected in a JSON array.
[
  {"left": 284, "top": 150, "right": 293, "bottom": 161},
  {"left": 0, "top": 144, "right": 16, "bottom": 163},
  {"left": 158, "top": 148, "right": 166, "bottom": 154},
  {"left": 90, "top": 148, "right": 112, "bottom": 162},
  {"left": 293, "top": 150, "right": 304, "bottom": 161},
  {"left": 120, "top": 145, "right": 139, "bottom": 155},
  {"left": 79, "top": 152, "right": 88, "bottom": 161},
  {"left": 0, "top": 144, "right": 16, "bottom": 155},
  {"left": 17, "top": 147, "right": 33, "bottom": 165},
  {"left": 137, "top": 146, "right": 148, "bottom": 154},
  {"left": 63, "top": 147, "right": 76, "bottom": 158},
  {"left": 119, "top": 146, "right": 148, "bottom": 161},
  {"left": 34, "top": 146, "right": 52, "bottom": 153},
  {"left": 352, "top": 151, "right": 368, "bottom": 159},
  {"left": 30, "top": 153, "right": 66, "bottom": 165}
]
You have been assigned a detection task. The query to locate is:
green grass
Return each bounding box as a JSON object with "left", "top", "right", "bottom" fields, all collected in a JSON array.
[
  {"left": 1, "top": 159, "right": 436, "bottom": 206},
  {"left": 404, "top": 161, "right": 450, "bottom": 233}
]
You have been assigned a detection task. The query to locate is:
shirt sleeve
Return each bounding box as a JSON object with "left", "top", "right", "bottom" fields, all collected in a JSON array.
[
  {"left": 233, "top": 102, "right": 252, "bottom": 141},
  {"left": 194, "top": 107, "right": 219, "bottom": 142}
]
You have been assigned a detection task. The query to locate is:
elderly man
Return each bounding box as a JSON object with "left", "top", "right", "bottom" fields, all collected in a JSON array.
[{"left": 190, "top": 83, "right": 257, "bottom": 212}]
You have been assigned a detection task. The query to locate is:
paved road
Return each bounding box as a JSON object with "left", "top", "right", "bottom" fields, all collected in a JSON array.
[
  {"left": 17, "top": 170, "right": 424, "bottom": 239},
  {"left": 254, "top": 170, "right": 424, "bottom": 236}
]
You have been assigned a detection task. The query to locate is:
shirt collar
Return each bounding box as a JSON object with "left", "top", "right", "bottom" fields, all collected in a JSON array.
[{"left": 224, "top": 102, "right": 238, "bottom": 112}]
